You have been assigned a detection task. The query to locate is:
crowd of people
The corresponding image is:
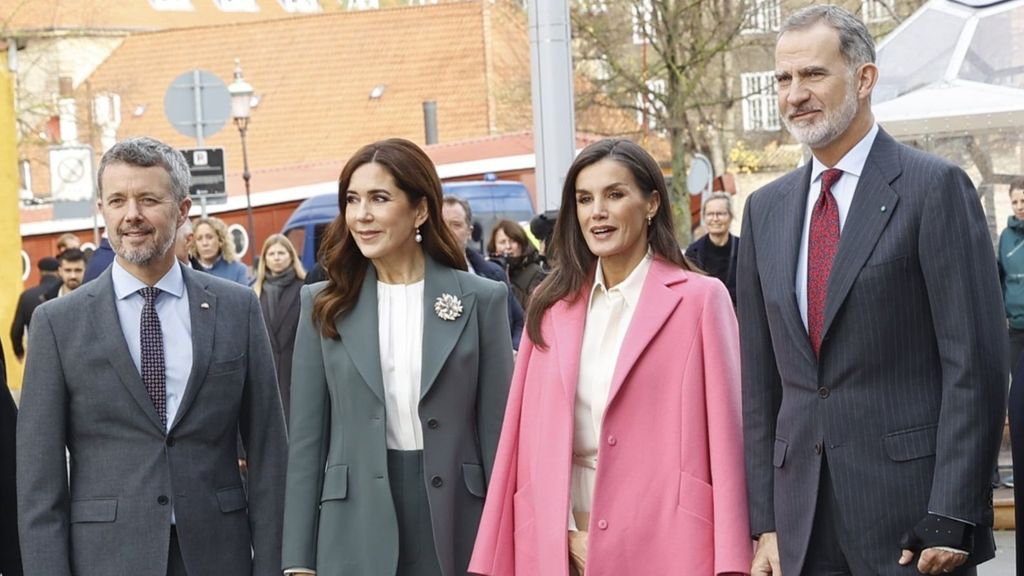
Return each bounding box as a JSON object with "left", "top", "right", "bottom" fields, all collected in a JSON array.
[{"left": 0, "top": 5, "right": 1017, "bottom": 576}]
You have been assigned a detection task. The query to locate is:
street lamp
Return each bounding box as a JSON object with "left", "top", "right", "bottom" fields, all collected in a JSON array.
[{"left": 228, "top": 58, "right": 256, "bottom": 265}]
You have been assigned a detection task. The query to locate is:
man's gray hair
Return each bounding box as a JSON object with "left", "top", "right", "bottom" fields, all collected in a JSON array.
[
  {"left": 780, "top": 5, "right": 876, "bottom": 70},
  {"left": 702, "top": 192, "right": 734, "bottom": 218},
  {"left": 443, "top": 195, "right": 473, "bottom": 226},
  {"left": 97, "top": 137, "right": 191, "bottom": 203}
]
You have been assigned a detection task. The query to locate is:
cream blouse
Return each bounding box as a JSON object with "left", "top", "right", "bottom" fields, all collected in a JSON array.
[
  {"left": 377, "top": 280, "right": 425, "bottom": 451},
  {"left": 570, "top": 253, "right": 652, "bottom": 529}
]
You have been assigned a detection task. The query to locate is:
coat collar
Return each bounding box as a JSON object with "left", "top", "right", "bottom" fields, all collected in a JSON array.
[
  {"left": 336, "top": 256, "right": 476, "bottom": 405},
  {"left": 86, "top": 263, "right": 219, "bottom": 434},
  {"left": 553, "top": 257, "right": 687, "bottom": 407}
]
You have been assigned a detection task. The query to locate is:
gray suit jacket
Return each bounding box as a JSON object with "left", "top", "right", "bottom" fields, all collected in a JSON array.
[
  {"left": 738, "top": 129, "right": 1006, "bottom": 575},
  {"left": 17, "top": 264, "right": 288, "bottom": 576},
  {"left": 282, "top": 257, "right": 514, "bottom": 576}
]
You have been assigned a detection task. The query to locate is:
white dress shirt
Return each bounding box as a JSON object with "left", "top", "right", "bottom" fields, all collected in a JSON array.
[
  {"left": 377, "top": 280, "right": 425, "bottom": 451},
  {"left": 111, "top": 260, "right": 193, "bottom": 433},
  {"left": 570, "top": 253, "right": 652, "bottom": 529},
  {"left": 795, "top": 123, "right": 879, "bottom": 329}
]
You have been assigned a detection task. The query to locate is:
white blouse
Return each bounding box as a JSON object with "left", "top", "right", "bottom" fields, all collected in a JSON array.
[
  {"left": 570, "top": 253, "right": 652, "bottom": 529},
  {"left": 377, "top": 280, "right": 425, "bottom": 451}
]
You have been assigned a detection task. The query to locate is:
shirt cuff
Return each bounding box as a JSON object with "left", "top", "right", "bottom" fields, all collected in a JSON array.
[{"left": 284, "top": 569, "right": 316, "bottom": 575}]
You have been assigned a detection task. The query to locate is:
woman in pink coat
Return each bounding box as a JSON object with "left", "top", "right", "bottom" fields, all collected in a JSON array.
[{"left": 469, "top": 139, "right": 751, "bottom": 576}]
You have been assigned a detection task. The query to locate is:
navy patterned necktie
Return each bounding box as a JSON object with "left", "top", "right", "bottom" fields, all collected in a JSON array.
[
  {"left": 807, "top": 168, "right": 843, "bottom": 357},
  {"left": 139, "top": 287, "right": 167, "bottom": 427}
]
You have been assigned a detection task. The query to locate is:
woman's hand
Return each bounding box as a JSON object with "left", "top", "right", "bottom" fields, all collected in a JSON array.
[{"left": 568, "top": 530, "right": 588, "bottom": 575}]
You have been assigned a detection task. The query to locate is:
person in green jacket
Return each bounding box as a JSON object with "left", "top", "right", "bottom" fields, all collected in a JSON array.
[{"left": 998, "top": 184, "right": 1024, "bottom": 370}]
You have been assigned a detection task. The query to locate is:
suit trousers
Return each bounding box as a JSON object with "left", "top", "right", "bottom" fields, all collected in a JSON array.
[
  {"left": 387, "top": 450, "right": 443, "bottom": 576},
  {"left": 803, "top": 455, "right": 977, "bottom": 576},
  {"left": 168, "top": 527, "right": 187, "bottom": 576}
]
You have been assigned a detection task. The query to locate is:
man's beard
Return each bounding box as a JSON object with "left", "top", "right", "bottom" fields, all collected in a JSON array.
[
  {"left": 113, "top": 223, "right": 176, "bottom": 266},
  {"left": 783, "top": 78, "right": 859, "bottom": 149}
]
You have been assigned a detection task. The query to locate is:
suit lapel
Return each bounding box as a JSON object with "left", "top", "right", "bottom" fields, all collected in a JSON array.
[
  {"left": 338, "top": 265, "right": 386, "bottom": 404},
  {"left": 421, "top": 257, "right": 475, "bottom": 400},
  {"left": 775, "top": 165, "right": 818, "bottom": 365},
  {"left": 171, "top": 266, "right": 217, "bottom": 430},
  {"left": 88, "top": 269, "right": 164, "bottom": 433},
  {"left": 606, "top": 259, "right": 683, "bottom": 407},
  {"left": 822, "top": 130, "right": 901, "bottom": 339}
]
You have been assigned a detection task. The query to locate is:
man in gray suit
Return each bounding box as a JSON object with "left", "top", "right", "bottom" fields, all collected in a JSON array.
[
  {"left": 739, "top": 6, "right": 1005, "bottom": 576},
  {"left": 17, "top": 136, "right": 287, "bottom": 576}
]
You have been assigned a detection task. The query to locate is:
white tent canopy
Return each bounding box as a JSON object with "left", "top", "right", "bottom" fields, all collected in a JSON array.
[{"left": 873, "top": 0, "right": 1024, "bottom": 137}]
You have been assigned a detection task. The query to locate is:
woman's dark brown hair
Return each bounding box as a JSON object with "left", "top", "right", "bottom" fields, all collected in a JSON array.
[
  {"left": 312, "top": 138, "right": 467, "bottom": 339},
  {"left": 526, "top": 138, "right": 692, "bottom": 348},
  {"left": 487, "top": 219, "right": 539, "bottom": 259}
]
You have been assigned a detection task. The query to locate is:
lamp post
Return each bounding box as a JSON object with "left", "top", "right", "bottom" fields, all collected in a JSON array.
[{"left": 228, "top": 58, "right": 255, "bottom": 265}]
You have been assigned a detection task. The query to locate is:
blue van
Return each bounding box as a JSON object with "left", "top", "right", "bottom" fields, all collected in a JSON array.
[{"left": 283, "top": 178, "right": 535, "bottom": 270}]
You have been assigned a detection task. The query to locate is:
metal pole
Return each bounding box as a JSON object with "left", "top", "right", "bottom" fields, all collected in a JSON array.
[
  {"left": 528, "top": 0, "right": 576, "bottom": 211},
  {"left": 239, "top": 120, "right": 255, "bottom": 266},
  {"left": 192, "top": 69, "right": 205, "bottom": 147},
  {"left": 423, "top": 101, "right": 438, "bottom": 145}
]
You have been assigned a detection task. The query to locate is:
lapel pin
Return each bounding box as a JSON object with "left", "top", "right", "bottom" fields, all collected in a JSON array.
[
  {"left": 881, "top": 206, "right": 887, "bottom": 212},
  {"left": 434, "top": 293, "right": 463, "bottom": 321},
  {"left": 200, "top": 302, "right": 210, "bottom": 310}
]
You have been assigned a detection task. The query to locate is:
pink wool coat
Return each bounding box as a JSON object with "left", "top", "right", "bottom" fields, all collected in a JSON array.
[{"left": 469, "top": 258, "right": 752, "bottom": 576}]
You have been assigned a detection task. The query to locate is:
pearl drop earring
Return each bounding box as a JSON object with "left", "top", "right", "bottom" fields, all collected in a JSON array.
[{"left": 415, "top": 227, "right": 423, "bottom": 244}]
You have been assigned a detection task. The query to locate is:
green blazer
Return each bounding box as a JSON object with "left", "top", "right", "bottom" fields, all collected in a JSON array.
[{"left": 282, "top": 256, "right": 514, "bottom": 575}]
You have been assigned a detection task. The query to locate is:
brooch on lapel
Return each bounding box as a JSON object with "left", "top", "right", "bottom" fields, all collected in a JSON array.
[{"left": 433, "top": 293, "right": 463, "bottom": 321}]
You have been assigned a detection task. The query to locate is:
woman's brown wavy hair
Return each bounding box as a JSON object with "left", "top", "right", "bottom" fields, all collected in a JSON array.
[
  {"left": 312, "top": 138, "right": 467, "bottom": 339},
  {"left": 487, "top": 219, "right": 539, "bottom": 260},
  {"left": 526, "top": 138, "right": 693, "bottom": 349}
]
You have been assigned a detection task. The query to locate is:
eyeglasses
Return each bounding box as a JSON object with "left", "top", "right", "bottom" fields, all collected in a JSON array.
[{"left": 704, "top": 211, "right": 730, "bottom": 220}]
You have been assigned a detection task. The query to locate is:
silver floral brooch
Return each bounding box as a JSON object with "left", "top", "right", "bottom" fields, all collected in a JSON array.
[{"left": 434, "top": 293, "right": 463, "bottom": 321}]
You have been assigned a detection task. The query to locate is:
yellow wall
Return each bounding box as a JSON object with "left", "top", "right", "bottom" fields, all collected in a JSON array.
[{"left": 0, "top": 62, "right": 24, "bottom": 394}]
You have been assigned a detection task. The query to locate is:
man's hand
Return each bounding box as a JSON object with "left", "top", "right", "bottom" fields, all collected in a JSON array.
[
  {"left": 898, "top": 547, "right": 967, "bottom": 575},
  {"left": 751, "top": 531, "right": 782, "bottom": 576}
]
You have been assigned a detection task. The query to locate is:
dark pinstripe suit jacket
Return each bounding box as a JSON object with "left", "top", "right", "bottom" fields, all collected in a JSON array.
[{"left": 738, "top": 128, "right": 1007, "bottom": 575}]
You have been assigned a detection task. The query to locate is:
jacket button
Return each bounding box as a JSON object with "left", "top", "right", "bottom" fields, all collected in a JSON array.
[
  {"left": 814, "top": 443, "right": 823, "bottom": 455},
  {"left": 427, "top": 418, "right": 439, "bottom": 429},
  {"left": 817, "top": 387, "right": 830, "bottom": 399},
  {"left": 431, "top": 475, "right": 443, "bottom": 488},
  {"left": 165, "top": 437, "right": 175, "bottom": 447},
  {"left": 597, "top": 519, "right": 608, "bottom": 530},
  {"left": 157, "top": 495, "right": 169, "bottom": 505},
  {"left": 607, "top": 435, "right": 617, "bottom": 446}
]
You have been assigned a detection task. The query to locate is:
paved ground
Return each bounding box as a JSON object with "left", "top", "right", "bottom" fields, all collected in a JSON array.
[{"left": 980, "top": 530, "right": 1015, "bottom": 575}]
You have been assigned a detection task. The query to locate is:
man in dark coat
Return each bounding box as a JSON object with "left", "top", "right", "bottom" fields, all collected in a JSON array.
[
  {"left": 0, "top": 338, "right": 24, "bottom": 576},
  {"left": 9, "top": 257, "right": 62, "bottom": 360},
  {"left": 442, "top": 195, "right": 524, "bottom": 349}
]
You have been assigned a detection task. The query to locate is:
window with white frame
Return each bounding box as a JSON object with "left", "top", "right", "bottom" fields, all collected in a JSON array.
[
  {"left": 636, "top": 78, "right": 667, "bottom": 131},
  {"left": 861, "top": 0, "right": 891, "bottom": 23},
  {"left": 149, "top": 0, "right": 193, "bottom": 10},
  {"left": 741, "top": 0, "right": 781, "bottom": 34},
  {"left": 740, "top": 71, "right": 780, "bottom": 131},
  {"left": 214, "top": 0, "right": 259, "bottom": 12},
  {"left": 347, "top": 0, "right": 379, "bottom": 9},
  {"left": 632, "top": 0, "right": 654, "bottom": 44},
  {"left": 279, "top": 0, "right": 321, "bottom": 12}
]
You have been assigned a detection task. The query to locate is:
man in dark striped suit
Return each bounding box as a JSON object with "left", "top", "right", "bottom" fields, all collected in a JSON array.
[{"left": 738, "top": 5, "right": 1006, "bottom": 576}]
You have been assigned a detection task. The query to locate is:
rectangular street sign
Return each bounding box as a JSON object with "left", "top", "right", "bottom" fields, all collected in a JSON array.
[{"left": 181, "top": 147, "right": 227, "bottom": 204}]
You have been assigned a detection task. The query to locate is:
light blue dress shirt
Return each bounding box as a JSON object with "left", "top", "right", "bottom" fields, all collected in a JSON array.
[{"left": 110, "top": 259, "right": 194, "bottom": 433}]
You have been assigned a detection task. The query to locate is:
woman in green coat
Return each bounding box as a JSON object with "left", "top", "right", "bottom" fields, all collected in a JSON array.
[{"left": 281, "top": 138, "right": 514, "bottom": 576}]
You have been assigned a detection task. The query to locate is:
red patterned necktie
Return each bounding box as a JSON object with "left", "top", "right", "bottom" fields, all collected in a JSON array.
[
  {"left": 807, "top": 168, "right": 843, "bottom": 357},
  {"left": 139, "top": 287, "right": 167, "bottom": 428}
]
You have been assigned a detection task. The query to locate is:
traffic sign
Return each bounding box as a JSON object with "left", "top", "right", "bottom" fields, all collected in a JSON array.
[
  {"left": 165, "top": 70, "right": 231, "bottom": 143},
  {"left": 182, "top": 147, "right": 227, "bottom": 204}
]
